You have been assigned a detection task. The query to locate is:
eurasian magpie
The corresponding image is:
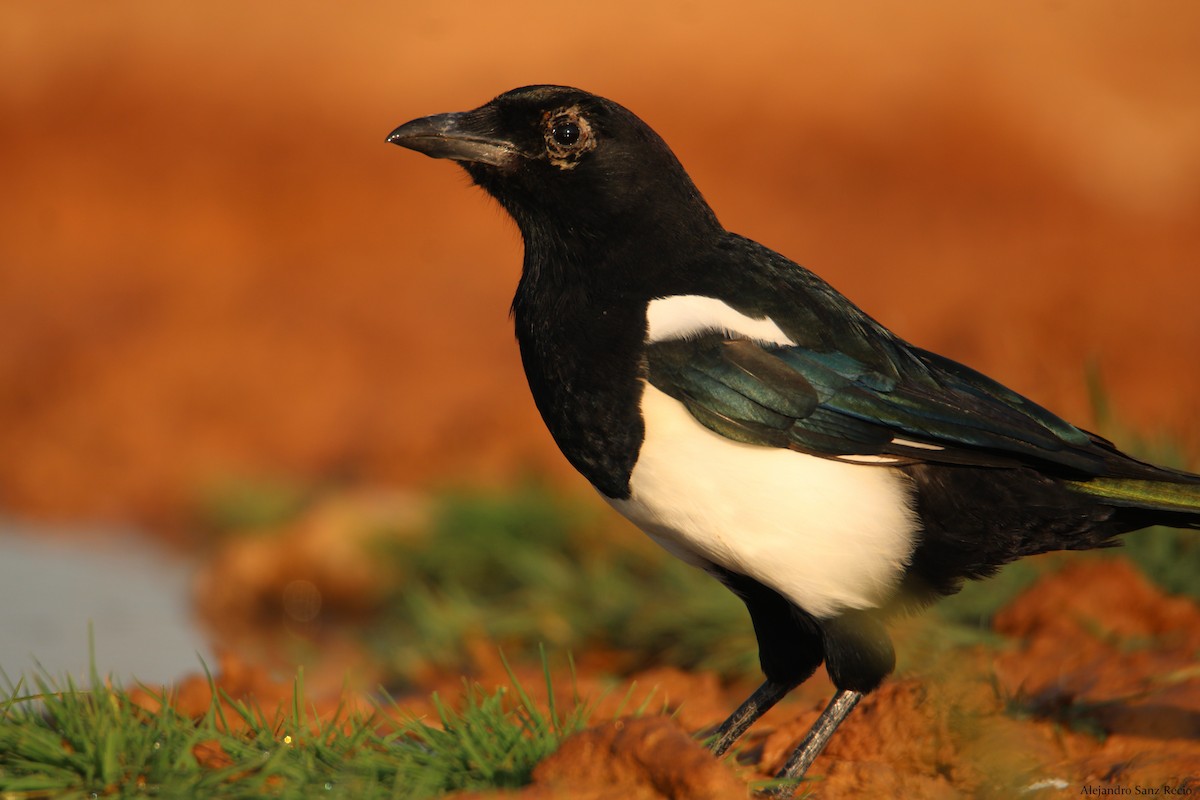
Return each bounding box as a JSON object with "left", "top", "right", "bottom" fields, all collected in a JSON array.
[{"left": 387, "top": 85, "right": 1200, "bottom": 794}]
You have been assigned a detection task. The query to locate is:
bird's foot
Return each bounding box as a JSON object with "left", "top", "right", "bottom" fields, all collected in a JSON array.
[
  {"left": 707, "top": 679, "right": 795, "bottom": 757},
  {"left": 758, "top": 689, "right": 862, "bottom": 799}
]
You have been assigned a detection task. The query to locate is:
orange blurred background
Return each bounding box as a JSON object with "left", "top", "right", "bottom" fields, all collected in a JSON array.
[{"left": 3, "top": 1, "right": 1199, "bottom": 537}]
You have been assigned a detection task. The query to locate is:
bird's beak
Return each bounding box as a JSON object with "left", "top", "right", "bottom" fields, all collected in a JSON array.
[{"left": 386, "top": 108, "right": 519, "bottom": 168}]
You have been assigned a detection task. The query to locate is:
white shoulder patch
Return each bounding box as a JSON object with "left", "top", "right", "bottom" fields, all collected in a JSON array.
[{"left": 645, "top": 295, "right": 796, "bottom": 346}]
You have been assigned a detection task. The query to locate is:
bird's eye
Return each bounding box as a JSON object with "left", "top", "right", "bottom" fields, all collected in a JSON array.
[
  {"left": 543, "top": 108, "right": 595, "bottom": 168},
  {"left": 551, "top": 121, "right": 580, "bottom": 146}
]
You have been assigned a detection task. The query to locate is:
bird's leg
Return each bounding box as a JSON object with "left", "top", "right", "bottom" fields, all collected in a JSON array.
[
  {"left": 762, "top": 689, "right": 863, "bottom": 798},
  {"left": 707, "top": 678, "right": 796, "bottom": 756}
]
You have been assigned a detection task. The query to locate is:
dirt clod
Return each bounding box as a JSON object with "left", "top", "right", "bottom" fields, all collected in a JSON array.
[{"left": 530, "top": 717, "right": 745, "bottom": 800}]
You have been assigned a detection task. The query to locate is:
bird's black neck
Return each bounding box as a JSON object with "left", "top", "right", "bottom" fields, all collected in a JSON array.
[
  {"left": 509, "top": 210, "right": 729, "bottom": 498},
  {"left": 511, "top": 248, "right": 649, "bottom": 499}
]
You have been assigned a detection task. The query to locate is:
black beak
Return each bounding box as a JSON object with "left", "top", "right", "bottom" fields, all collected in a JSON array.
[{"left": 387, "top": 108, "right": 519, "bottom": 168}]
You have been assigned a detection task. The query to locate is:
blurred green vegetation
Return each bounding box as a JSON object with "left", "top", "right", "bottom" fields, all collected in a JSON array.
[
  {"left": 196, "top": 473, "right": 316, "bottom": 536},
  {"left": 369, "top": 482, "right": 758, "bottom": 682}
]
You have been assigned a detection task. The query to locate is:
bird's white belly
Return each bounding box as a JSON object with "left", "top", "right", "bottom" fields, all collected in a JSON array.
[{"left": 606, "top": 384, "right": 919, "bottom": 618}]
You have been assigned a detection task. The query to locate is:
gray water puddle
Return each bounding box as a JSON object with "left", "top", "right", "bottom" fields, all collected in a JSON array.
[{"left": 0, "top": 518, "right": 212, "bottom": 689}]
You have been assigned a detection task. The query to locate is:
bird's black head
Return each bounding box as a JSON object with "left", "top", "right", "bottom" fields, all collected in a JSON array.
[{"left": 387, "top": 86, "right": 721, "bottom": 254}]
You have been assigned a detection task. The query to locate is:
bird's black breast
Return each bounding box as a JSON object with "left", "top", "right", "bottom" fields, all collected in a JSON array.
[{"left": 512, "top": 285, "right": 648, "bottom": 500}]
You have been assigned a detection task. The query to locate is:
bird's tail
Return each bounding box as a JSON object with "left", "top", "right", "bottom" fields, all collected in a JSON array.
[{"left": 1068, "top": 475, "right": 1200, "bottom": 527}]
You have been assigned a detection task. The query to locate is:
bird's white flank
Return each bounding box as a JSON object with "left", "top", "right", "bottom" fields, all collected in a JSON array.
[
  {"left": 608, "top": 384, "right": 920, "bottom": 617},
  {"left": 645, "top": 295, "right": 796, "bottom": 346}
]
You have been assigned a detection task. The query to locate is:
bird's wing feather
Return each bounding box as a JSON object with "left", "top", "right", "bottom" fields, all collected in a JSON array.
[{"left": 644, "top": 333, "right": 1113, "bottom": 474}]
